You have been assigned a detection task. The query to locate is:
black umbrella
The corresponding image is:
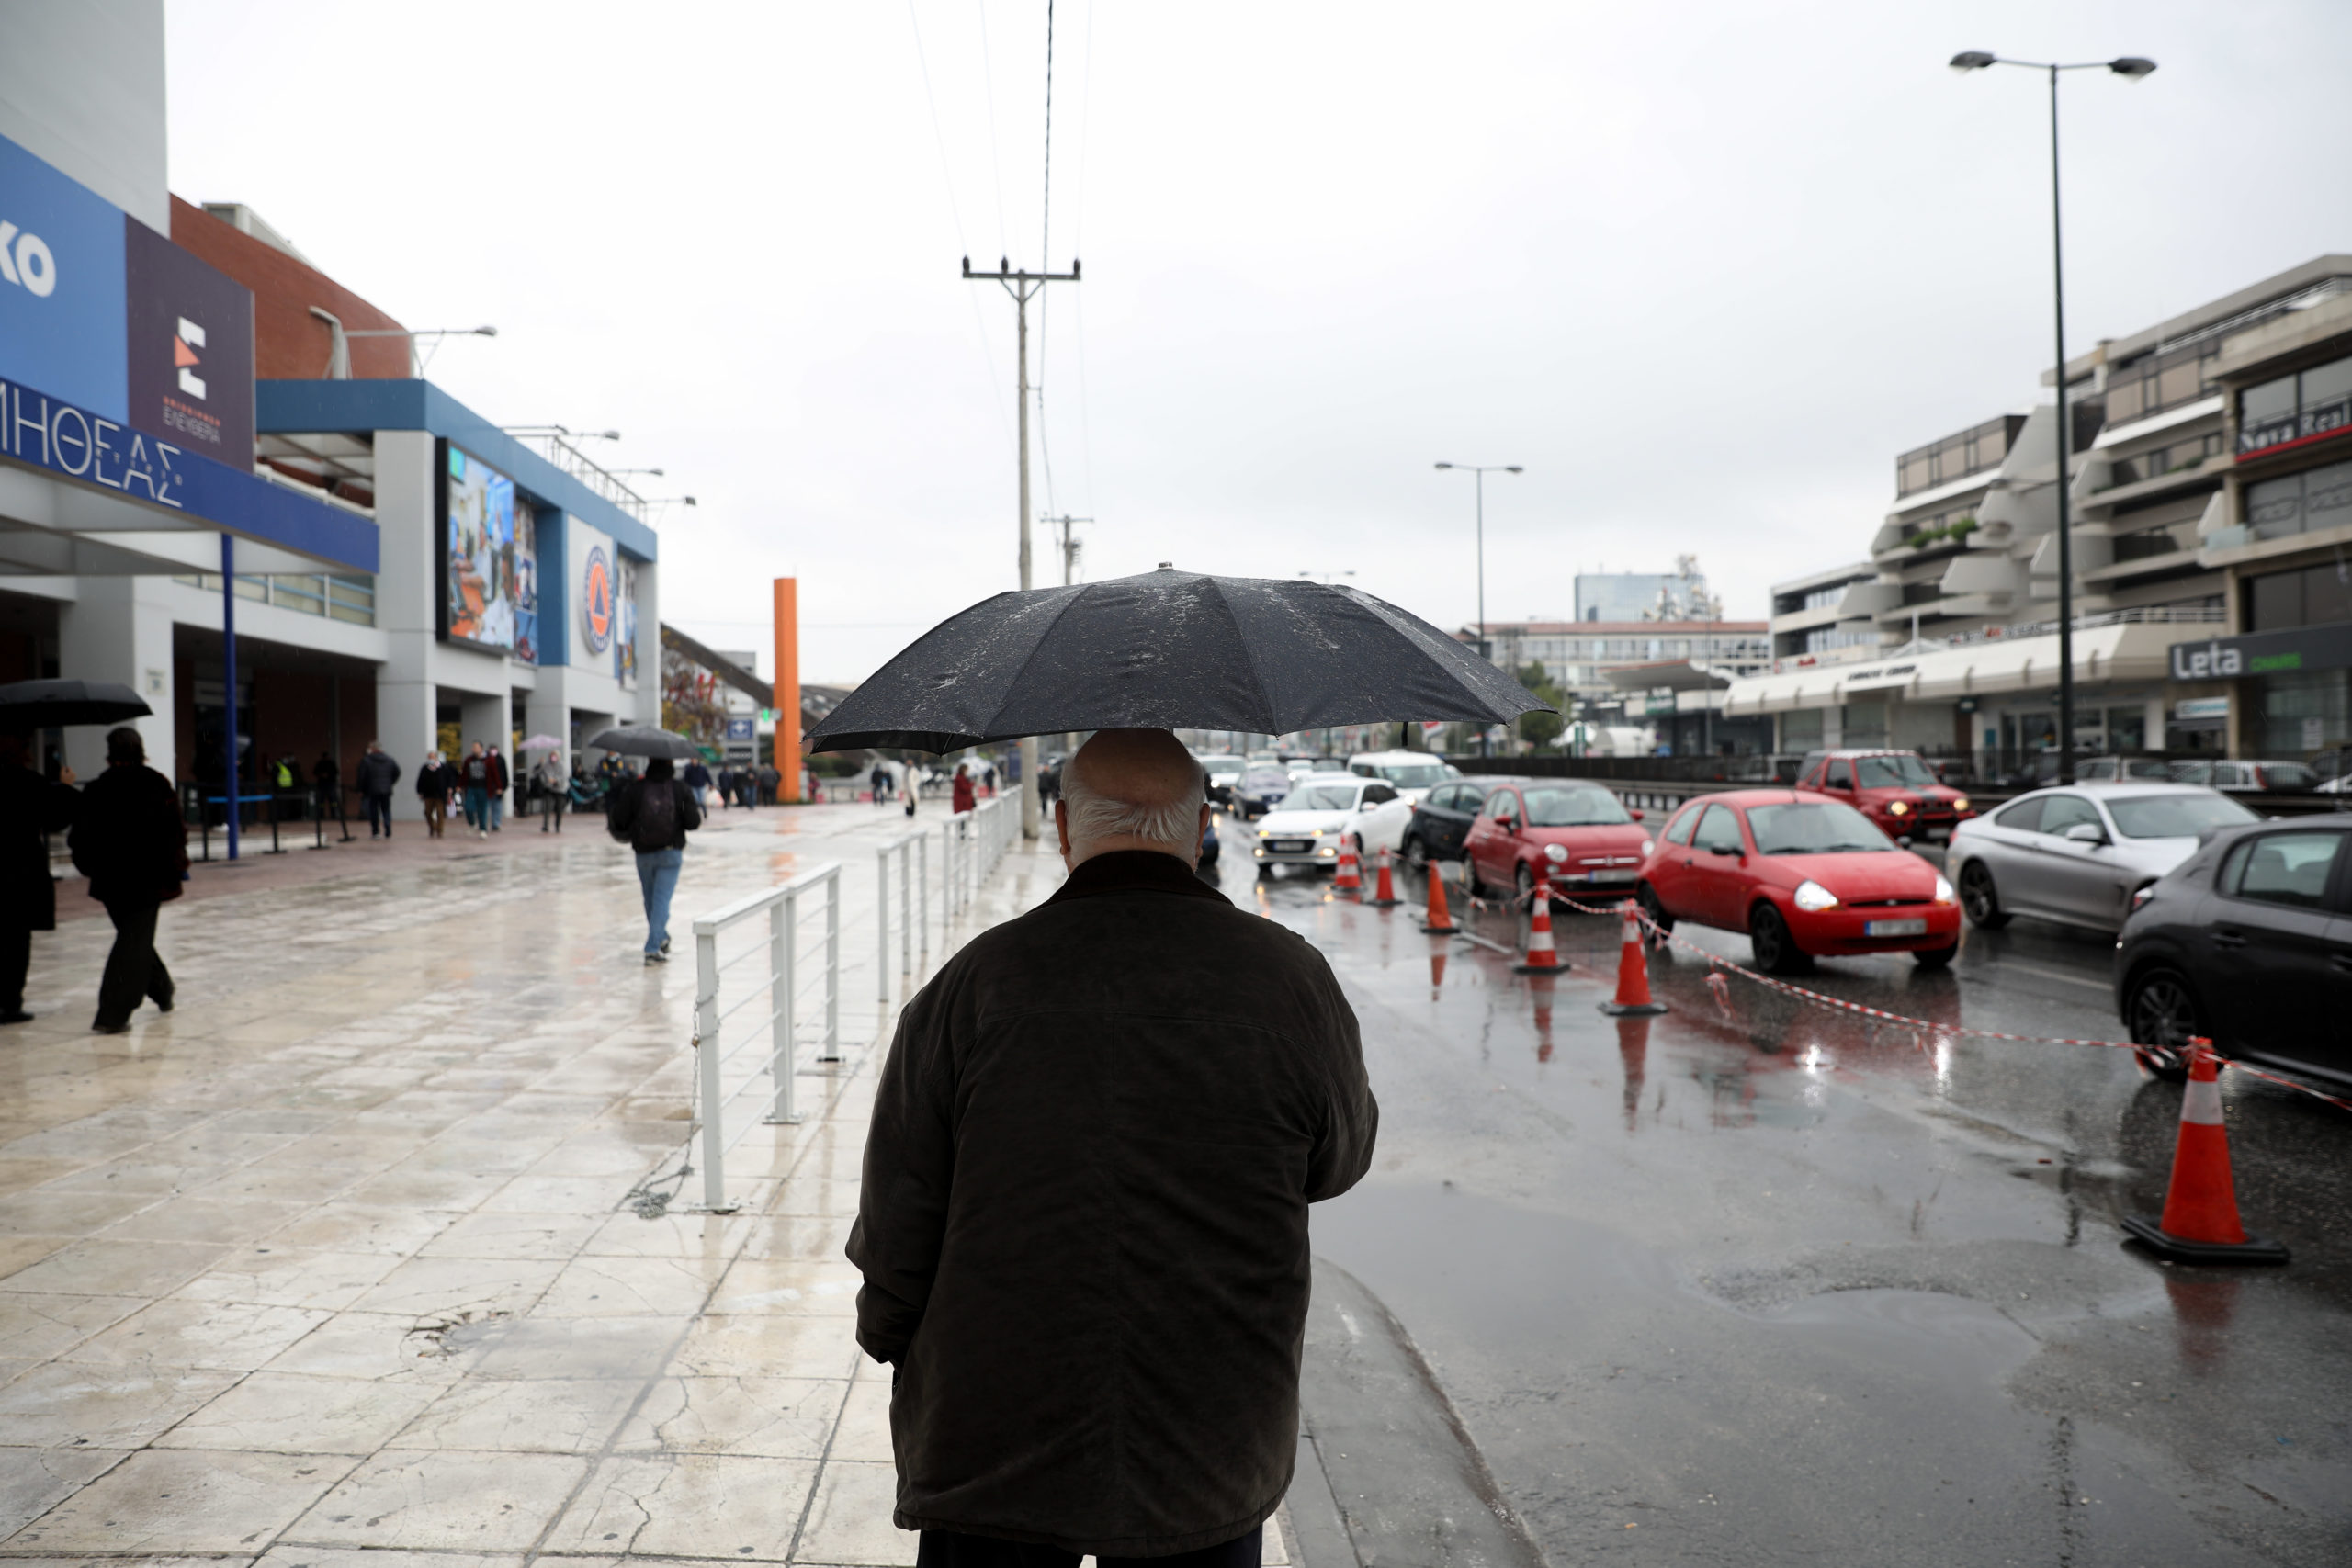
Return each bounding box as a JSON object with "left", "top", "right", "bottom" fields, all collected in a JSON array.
[
  {"left": 0, "top": 679, "right": 153, "bottom": 730},
  {"left": 807, "top": 568, "right": 1552, "bottom": 753},
  {"left": 585, "top": 725, "right": 701, "bottom": 759}
]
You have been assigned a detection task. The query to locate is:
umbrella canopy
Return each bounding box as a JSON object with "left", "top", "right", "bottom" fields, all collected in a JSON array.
[
  {"left": 807, "top": 568, "right": 1552, "bottom": 754},
  {"left": 586, "top": 725, "right": 700, "bottom": 759},
  {"left": 0, "top": 679, "right": 153, "bottom": 730},
  {"left": 518, "top": 734, "right": 565, "bottom": 751}
]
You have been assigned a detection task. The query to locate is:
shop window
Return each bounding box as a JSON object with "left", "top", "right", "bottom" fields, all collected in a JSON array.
[
  {"left": 2106, "top": 706, "right": 2148, "bottom": 751},
  {"left": 2247, "top": 562, "right": 2352, "bottom": 632},
  {"left": 2258, "top": 668, "right": 2350, "bottom": 757},
  {"left": 2246, "top": 474, "right": 2304, "bottom": 539}
]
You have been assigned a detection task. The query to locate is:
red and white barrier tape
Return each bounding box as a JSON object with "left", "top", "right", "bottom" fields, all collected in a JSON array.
[{"left": 1498, "top": 888, "right": 2352, "bottom": 1118}]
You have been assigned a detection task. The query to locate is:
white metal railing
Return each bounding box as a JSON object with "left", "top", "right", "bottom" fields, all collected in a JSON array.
[
  {"left": 688, "top": 861, "right": 842, "bottom": 1213},
  {"left": 942, "top": 796, "right": 1017, "bottom": 919},
  {"left": 876, "top": 832, "right": 930, "bottom": 1001}
]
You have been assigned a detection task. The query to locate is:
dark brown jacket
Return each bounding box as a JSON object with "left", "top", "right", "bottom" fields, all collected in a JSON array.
[
  {"left": 2, "top": 763, "right": 79, "bottom": 931},
  {"left": 847, "top": 850, "right": 1377, "bottom": 1557},
  {"left": 67, "top": 762, "right": 187, "bottom": 906}
]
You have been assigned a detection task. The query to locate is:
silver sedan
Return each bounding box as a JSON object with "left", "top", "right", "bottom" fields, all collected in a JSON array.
[{"left": 1948, "top": 783, "right": 2261, "bottom": 934}]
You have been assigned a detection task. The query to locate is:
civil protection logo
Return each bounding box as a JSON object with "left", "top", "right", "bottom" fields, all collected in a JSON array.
[{"left": 581, "top": 546, "right": 615, "bottom": 654}]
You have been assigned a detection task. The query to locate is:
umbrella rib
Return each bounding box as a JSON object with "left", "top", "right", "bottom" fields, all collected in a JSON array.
[
  {"left": 978, "top": 585, "right": 1093, "bottom": 740},
  {"left": 1205, "top": 576, "right": 1280, "bottom": 732}
]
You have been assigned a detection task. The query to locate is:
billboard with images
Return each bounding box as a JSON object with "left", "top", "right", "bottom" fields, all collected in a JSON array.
[
  {"left": 570, "top": 517, "right": 617, "bottom": 674},
  {"left": 616, "top": 557, "right": 639, "bottom": 688},
  {"left": 441, "top": 444, "right": 537, "bottom": 660}
]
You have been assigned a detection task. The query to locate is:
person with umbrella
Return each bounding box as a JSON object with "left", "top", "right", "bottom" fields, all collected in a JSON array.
[
  {"left": 69, "top": 727, "right": 187, "bottom": 1034},
  {"left": 0, "top": 730, "right": 79, "bottom": 1025},
  {"left": 597, "top": 727, "right": 704, "bottom": 964}
]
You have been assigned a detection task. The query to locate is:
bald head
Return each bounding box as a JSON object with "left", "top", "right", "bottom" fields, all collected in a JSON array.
[{"left": 1057, "top": 728, "right": 1209, "bottom": 869}]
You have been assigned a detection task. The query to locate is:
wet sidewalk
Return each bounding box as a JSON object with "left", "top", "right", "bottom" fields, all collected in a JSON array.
[{"left": 4, "top": 804, "right": 1247, "bottom": 1566}]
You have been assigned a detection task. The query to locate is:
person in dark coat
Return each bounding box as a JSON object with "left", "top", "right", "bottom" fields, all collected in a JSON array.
[
  {"left": 67, "top": 727, "right": 187, "bottom": 1034},
  {"left": 457, "top": 742, "right": 491, "bottom": 838},
  {"left": 415, "top": 750, "right": 456, "bottom": 839},
  {"left": 848, "top": 728, "right": 1377, "bottom": 1566},
  {"left": 485, "top": 745, "right": 510, "bottom": 832},
  {"left": 312, "top": 750, "right": 342, "bottom": 827},
  {"left": 605, "top": 756, "right": 702, "bottom": 963},
  {"left": 355, "top": 740, "right": 401, "bottom": 838},
  {"left": 0, "top": 730, "right": 79, "bottom": 1024}
]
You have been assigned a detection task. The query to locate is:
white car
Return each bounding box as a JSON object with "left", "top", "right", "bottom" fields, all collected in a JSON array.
[
  {"left": 1344, "top": 750, "right": 1460, "bottom": 804},
  {"left": 1252, "top": 777, "right": 1414, "bottom": 876}
]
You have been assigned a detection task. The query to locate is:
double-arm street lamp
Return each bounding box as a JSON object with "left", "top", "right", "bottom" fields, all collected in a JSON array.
[
  {"left": 1435, "top": 462, "right": 1522, "bottom": 755},
  {"left": 1951, "top": 50, "right": 2154, "bottom": 784}
]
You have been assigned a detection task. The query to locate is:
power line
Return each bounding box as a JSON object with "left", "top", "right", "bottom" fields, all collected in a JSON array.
[
  {"left": 905, "top": 0, "right": 1012, "bottom": 445},
  {"left": 1036, "top": 0, "right": 1060, "bottom": 523}
]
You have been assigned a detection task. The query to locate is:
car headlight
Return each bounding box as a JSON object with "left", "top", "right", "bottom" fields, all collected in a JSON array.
[
  {"left": 1257, "top": 829, "right": 1273, "bottom": 839},
  {"left": 1886, "top": 800, "right": 1911, "bottom": 817},
  {"left": 1951, "top": 796, "right": 1970, "bottom": 812},
  {"left": 1933, "top": 874, "right": 1955, "bottom": 906},
  {"left": 1792, "top": 879, "right": 1839, "bottom": 912},
  {"left": 1544, "top": 843, "right": 1567, "bottom": 863},
  {"left": 1317, "top": 845, "right": 1337, "bottom": 857},
  {"left": 1639, "top": 839, "right": 1653, "bottom": 855}
]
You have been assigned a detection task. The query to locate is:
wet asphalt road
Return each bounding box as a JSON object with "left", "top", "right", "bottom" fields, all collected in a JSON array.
[{"left": 1203, "top": 820, "right": 2352, "bottom": 1567}]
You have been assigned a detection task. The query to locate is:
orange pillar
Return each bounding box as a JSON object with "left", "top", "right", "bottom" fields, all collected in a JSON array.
[{"left": 775, "top": 577, "right": 801, "bottom": 802}]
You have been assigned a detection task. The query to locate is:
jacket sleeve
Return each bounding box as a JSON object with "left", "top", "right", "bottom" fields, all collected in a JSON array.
[
  {"left": 40, "top": 779, "right": 78, "bottom": 835},
  {"left": 844, "top": 983, "right": 957, "bottom": 1364},
  {"left": 1303, "top": 959, "right": 1379, "bottom": 1203},
  {"left": 676, "top": 782, "right": 702, "bottom": 833}
]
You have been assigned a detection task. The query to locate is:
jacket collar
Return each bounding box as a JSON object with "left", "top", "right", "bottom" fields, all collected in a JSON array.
[{"left": 1046, "top": 848, "right": 1228, "bottom": 907}]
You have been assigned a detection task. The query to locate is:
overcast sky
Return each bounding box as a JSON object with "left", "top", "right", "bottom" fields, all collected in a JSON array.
[{"left": 165, "top": 1, "right": 2352, "bottom": 683}]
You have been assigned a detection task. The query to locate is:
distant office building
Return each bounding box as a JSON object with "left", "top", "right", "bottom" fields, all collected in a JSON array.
[{"left": 1574, "top": 569, "right": 1709, "bottom": 625}]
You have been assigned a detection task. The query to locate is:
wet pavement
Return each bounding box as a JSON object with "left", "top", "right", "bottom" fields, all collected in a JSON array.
[{"left": 1208, "top": 821, "right": 2352, "bottom": 1567}]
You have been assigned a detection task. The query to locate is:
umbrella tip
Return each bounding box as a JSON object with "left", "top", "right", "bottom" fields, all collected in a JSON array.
[{"left": 1157, "top": 561, "right": 1174, "bottom": 571}]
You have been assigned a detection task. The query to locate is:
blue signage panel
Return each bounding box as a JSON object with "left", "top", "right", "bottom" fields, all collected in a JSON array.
[
  {"left": 725, "top": 717, "right": 755, "bottom": 743},
  {"left": 123, "top": 218, "right": 254, "bottom": 468},
  {"left": 0, "top": 131, "right": 129, "bottom": 419}
]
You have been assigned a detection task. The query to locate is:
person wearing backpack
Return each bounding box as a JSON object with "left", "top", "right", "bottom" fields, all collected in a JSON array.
[{"left": 606, "top": 756, "right": 701, "bottom": 964}]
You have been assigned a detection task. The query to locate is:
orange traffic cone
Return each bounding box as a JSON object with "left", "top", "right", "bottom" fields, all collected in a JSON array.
[
  {"left": 1512, "top": 866, "right": 1565, "bottom": 973},
  {"left": 1332, "top": 837, "right": 1362, "bottom": 894},
  {"left": 2120, "top": 1041, "right": 2288, "bottom": 1266},
  {"left": 1598, "top": 900, "right": 1668, "bottom": 1016},
  {"left": 1366, "top": 845, "right": 1402, "bottom": 908},
  {"left": 1419, "top": 860, "right": 1459, "bottom": 933}
]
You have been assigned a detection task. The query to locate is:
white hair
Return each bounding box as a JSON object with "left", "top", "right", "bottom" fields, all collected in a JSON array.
[{"left": 1063, "top": 750, "right": 1204, "bottom": 852}]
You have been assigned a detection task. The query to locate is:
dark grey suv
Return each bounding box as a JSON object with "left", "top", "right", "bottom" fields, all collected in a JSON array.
[{"left": 2114, "top": 817, "right": 2352, "bottom": 1089}]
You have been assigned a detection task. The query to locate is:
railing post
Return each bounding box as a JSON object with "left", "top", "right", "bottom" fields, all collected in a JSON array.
[
  {"left": 766, "top": 896, "right": 800, "bottom": 1124},
  {"left": 822, "top": 867, "right": 842, "bottom": 1062},
  {"left": 876, "top": 845, "right": 892, "bottom": 1003},
  {"left": 695, "top": 922, "right": 733, "bottom": 1212},
  {"left": 900, "top": 840, "right": 913, "bottom": 976},
  {"left": 917, "top": 833, "right": 930, "bottom": 964}
]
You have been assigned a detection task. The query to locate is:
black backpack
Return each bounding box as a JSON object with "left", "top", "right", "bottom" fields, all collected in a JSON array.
[{"left": 629, "top": 779, "right": 678, "bottom": 852}]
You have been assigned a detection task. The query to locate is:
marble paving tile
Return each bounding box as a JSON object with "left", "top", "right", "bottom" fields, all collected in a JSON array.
[
  {"left": 0, "top": 1294, "right": 145, "bottom": 1360},
  {"left": 0, "top": 1235, "right": 72, "bottom": 1285},
  {"left": 254, "top": 1550, "right": 525, "bottom": 1568},
  {"left": 704, "top": 1259, "right": 863, "bottom": 1316},
  {"left": 240, "top": 1130, "right": 433, "bottom": 1174},
  {"left": 335, "top": 1168, "right": 503, "bottom": 1210},
  {"left": 665, "top": 1313, "right": 865, "bottom": 1382},
  {"left": 0, "top": 1188, "right": 159, "bottom": 1239},
  {"left": 615, "top": 1375, "right": 845, "bottom": 1458},
  {"left": 377, "top": 1138, "right": 552, "bottom": 1179},
  {"left": 521, "top": 1140, "right": 673, "bottom": 1180},
  {"left": 388, "top": 1377, "right": 641, "bottom": 1453},
  {"left": 415, "top": 1212, "right": 603, "bottom": 1262},
  {"left": 540, "top": 1452, "right": 819, "bottom": 1560},
  {"left": 795, "top": 1459, "right": 917, "bottom": 1566},
  {"left": 62, "top": 1299, "right": 329, "bottom": 1371},
  {"left": 0, "top": 1361, "right": 242, "bottom": 1448},
  {"left": 260, "top": 1312, "right": 472, "bottom": 1384},
  {"left": 102, "top": 1196, "right": 315, "bottom": 1246},
  {"left": 0, "top": 1445, "right": 128, "bottom": 1539},
  {"left": 830, "top": 1371, "right": 894, "bottom": 1462},
  {"left": 349, "top": 1257, "right": 564, "bottom": 1320},
  {"left": 261, "top": 1204, "right": 458, "bottom": 1257},
  {"left": 287, "top": 1450, "right": 589, "bottom": 1550},
  {"left": 192, "top": 1163, "right": 370, "bottom": 1207},
  {"left": 739, "top": 1213, "right": 854, "bottom": 1262},
  {"left": 476, "top": 1175, "right": 631, "bottom": 1216},
  {"left": 155, "top": 1371, "right": 446, "bottom": 1455},
  {"left": 532, "top": 1257, "right": 724, "bottom": 1318},
  {"left": 6, "top": 1448, "right": 358, "bottom": 1552},
  {"left": 175, "top": 1247, "right": 403, "bottom": 1312},
  {"left": 0, "top": 1158, "right": 85, "bottom": 1200},
  {"left": 0, "top": 1239, "right": 230, "bottom": 1300},
  {"left": 463, "top": 1315, "right": 682, "bottom": 1382},
  {"left": 763, "top": 1176, "right": 863, "bottom": 1218},
  {"left": 576, "top": 1212, "right": 746, "bottom": 1261}
]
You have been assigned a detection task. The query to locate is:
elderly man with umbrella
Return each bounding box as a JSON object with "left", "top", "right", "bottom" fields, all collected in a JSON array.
[{"left": 825, "top": 567, "right": 1547, "bottom": 1567}]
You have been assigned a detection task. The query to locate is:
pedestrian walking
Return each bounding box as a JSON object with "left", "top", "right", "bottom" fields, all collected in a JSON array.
[
  {"left": 683, "top": 756, "right": 713, "bottom": 811},
  {"left": 536, "top": 750, "right": 568, "bottom": 833},
  {"left": 0, "top": 730, "right": 78, "bottom": 1025},
  {"left": 848, "top": 728, "right": 1376, "bottom": 1564},
  {"left": 950, "top": 762, "right": 976, "bottom": 815},
  {"left": 415, "top": 750, "right": 454, "bottom": 838},
  {"left": 759, "top": 761, "right": 781, "bottom": 805},
  {"left": 870, "top": 760, "right": 893, "bottom": 807},
  {"left": 485, "top": 745, "right": 510, "bottom": 831},
  {"left": 67, "top": 727, "right": 189, "bottom": 1035},
  {"left": 606, "top": 756, "right": 702, "bottom": 964},
  {"left": 458, "top": 742, "right": 492, "bottom": 838},
  {"left": 312, "top": 750, "right": 342, "bottom": 828},
  {"left": 355, "top": 740, "right": 401, "bottom": 838},
  {"left": 981, "top": 761, "right": 996, "bottom": 795}
]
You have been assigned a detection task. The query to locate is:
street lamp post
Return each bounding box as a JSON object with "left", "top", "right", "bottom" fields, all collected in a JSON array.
[
  {"left": 1951, "top": 50, "right": 2154, "bottom": 785},
  {"left": 1435, "top": 462, "right": 1523, "bottom": 757}
]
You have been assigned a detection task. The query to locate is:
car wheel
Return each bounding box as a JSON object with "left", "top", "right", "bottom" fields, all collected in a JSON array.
[
  {"left": 1256, "top": 864, "right": 1272, "bottom": 882},
  {"left": 2124, "top": 966, "right": 2202, "bottom": 1083},
  {"left": 1957, "top": 860, "right": 2009, "bottom": 930},
  {"left": 1402, "top": 833, "right": 1429, "bottom": 874},
  {"left": 1911, "top": 942, "right": 1957, "bottom": 968},
  {"left": 1748, "top": 902, "right": 1812, "bottom": 975},
  {"left": 1636, "top": 881, "right": 1675, "bottom": 936},
  {"left": 1516, "top": 862, "right": 1538, "bottom": 908}
]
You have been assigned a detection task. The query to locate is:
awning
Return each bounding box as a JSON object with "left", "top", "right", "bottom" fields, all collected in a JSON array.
[{"left": 1724, "top": 621, "right": 2199, "bottom": 715}]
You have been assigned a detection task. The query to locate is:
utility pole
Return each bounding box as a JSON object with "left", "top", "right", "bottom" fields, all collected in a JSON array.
[
  {"left": 1043, "top": 514, "right": 1093, "bottom": 586},
  {"left": 966, "top": 255, "right": 1080, "bottom": 840}
]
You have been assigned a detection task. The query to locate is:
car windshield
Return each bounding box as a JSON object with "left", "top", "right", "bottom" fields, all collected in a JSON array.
[
  {"left": 2108, "top": 794, "right": 2260, "bottom": 839},
  {"left": 1853, "top": 754, "right": 1937, "bottom": 788},
  {"left": 1280, "top": 784, "right": 1359, "bottom": 812},
  {"left": 1201, "top": 758, "right": 1245, "bottom": 777},
  {"left": 1374, "top": 762, "right": 1450, "bottom": 789},
  {"left": 1242, "top": 769, "right": 1291, "bottom": 789},
  {"left": 1521, "top": 785, "right": 1631, "bottom": 827},
  {"left": 1746, "top": 801, "right": 1893, "bottom": 854}
]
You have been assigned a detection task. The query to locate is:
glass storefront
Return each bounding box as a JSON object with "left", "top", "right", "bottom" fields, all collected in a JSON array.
[{"left": 2256, "top": 667, "right": 2350, "bottom": 757}]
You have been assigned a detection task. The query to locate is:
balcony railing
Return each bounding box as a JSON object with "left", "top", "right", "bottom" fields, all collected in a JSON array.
[
  {"left": 1943, "top": 604, "right": 2223, "bottom": 649},
  {"left": 175, "top": 573, "right": 377, "bottom": 626}
]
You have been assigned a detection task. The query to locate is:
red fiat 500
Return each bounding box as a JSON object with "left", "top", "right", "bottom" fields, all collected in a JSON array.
[
  {"left": 1634, "top": 789, "right": 1960, "bottom": 973},
  {"left": 1463, "top": 781, "right": 1651, "bottom": 905}
]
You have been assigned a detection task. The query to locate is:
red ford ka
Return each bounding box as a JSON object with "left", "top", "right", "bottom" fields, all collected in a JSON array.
[{"left": 1634, "top": 789, "right": 1960, "bottom": 973}]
